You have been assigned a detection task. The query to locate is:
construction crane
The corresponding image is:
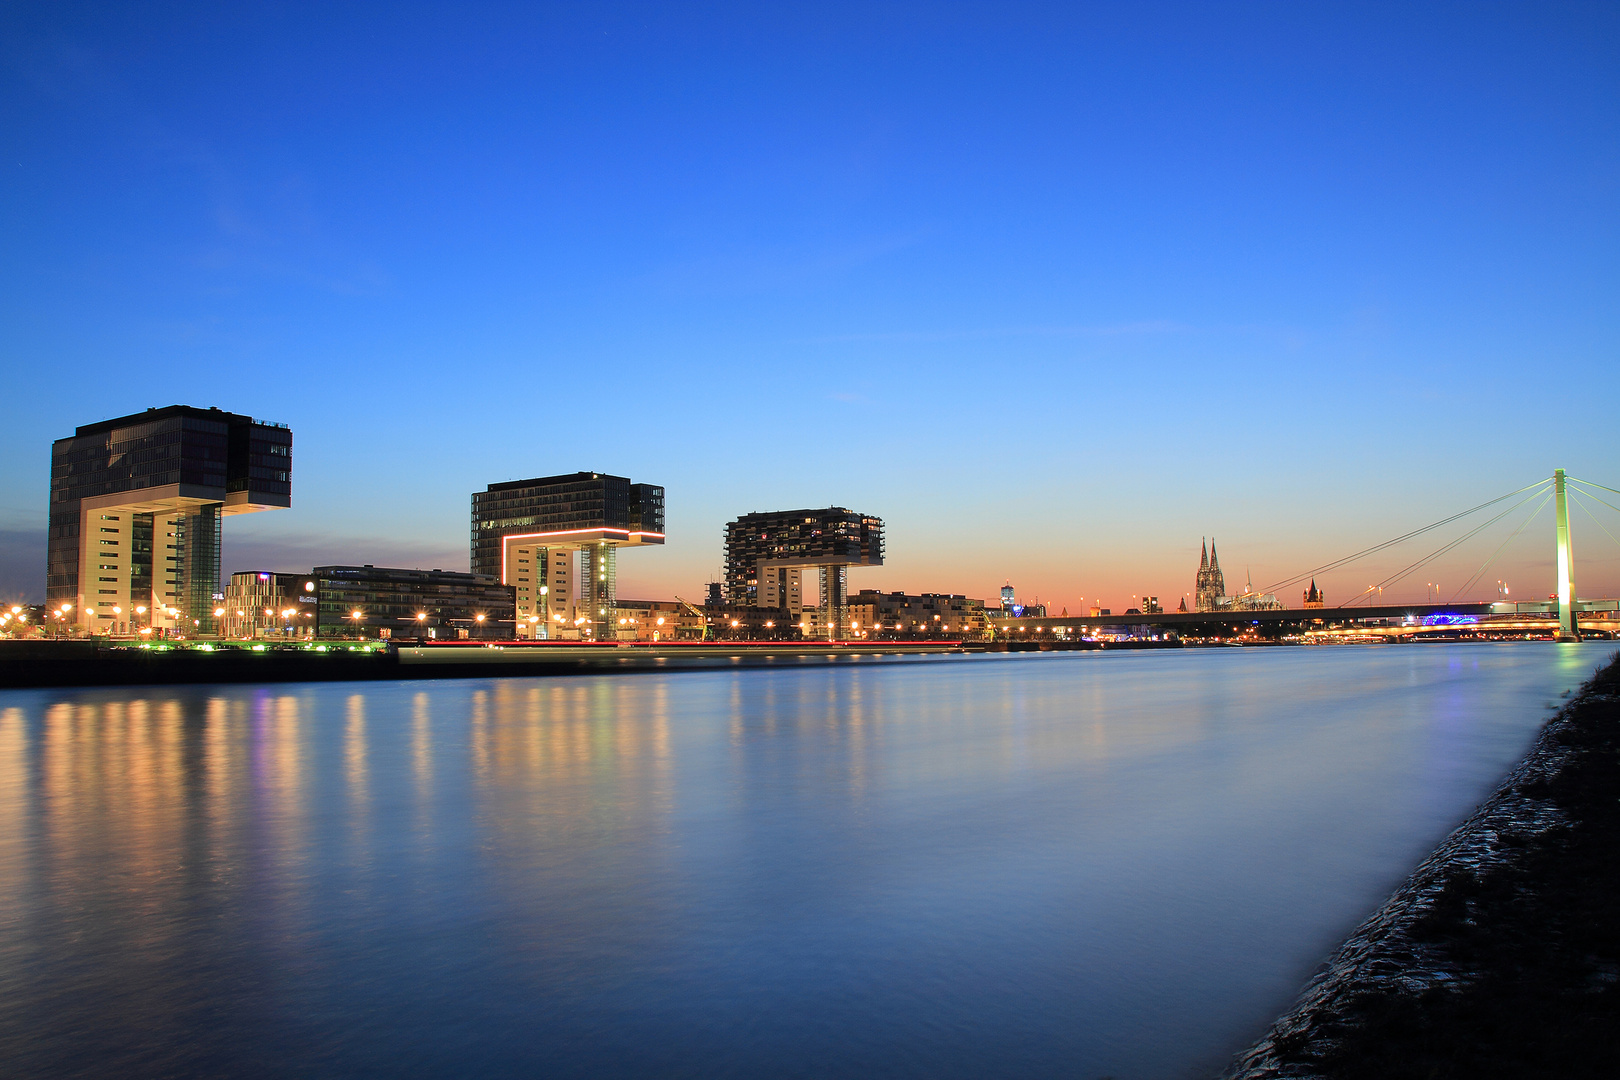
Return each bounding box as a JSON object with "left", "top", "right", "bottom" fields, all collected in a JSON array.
[{"left": 672, "top": 596, "right": 711, "bottom": 641}]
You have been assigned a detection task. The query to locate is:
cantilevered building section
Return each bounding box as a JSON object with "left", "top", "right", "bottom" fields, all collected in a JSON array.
[
  {"left": 724, "top": 508, "right": 884, "bottom": 639},
  {"left": 471, "top": 471, "right": 664, "bottom": 640},
  {"left": 48, "top": 405, "right": 292, "bottom": 636}
]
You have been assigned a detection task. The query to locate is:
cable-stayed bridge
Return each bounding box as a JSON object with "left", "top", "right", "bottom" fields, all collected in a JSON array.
[{"left": 996, "top": 470, "right": 1620, "bottom": 641}]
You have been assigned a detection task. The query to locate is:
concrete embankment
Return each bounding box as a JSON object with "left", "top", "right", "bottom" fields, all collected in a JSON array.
[
  {"left": 1224, "top": 648, "right": 1620, "bottom": 1079},
  {"left": 0, "top": 639, "right": 974, "bottom": 689}
]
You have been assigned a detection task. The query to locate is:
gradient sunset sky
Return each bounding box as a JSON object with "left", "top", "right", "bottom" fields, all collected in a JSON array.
[{"left": 3, "top": 2, "right": 1618, "bottom": 610}]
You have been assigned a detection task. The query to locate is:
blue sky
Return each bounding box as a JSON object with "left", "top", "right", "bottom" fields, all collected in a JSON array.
[{"left": 3, "top": 2, "right": 1617, "bottom": 609}]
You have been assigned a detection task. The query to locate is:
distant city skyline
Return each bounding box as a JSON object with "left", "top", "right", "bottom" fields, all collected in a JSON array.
[{"left": 3, "top": 3, "right": 1618, "bottom": 608}]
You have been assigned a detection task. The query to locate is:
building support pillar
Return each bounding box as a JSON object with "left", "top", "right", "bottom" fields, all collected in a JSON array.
[
  {"left": 177, "top": 503, "right": 223, "bottom": 636},
  {"left": 1554, "top": 469, "right": 1579, "bottom": 641},
  {"left": 819, "top": 564, "right": 848, "bottom": 641},
  {"left": 585, "top": 542, "right": 617, "bottom": 640}
]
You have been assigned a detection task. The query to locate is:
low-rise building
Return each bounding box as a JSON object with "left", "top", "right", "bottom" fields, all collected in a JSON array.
[
  {"left": 700, "top": 604, "right": 798, "bottom": 639},
  {"left": 849, "top": 590, "right": 989, "bottom": 639},
  {"left": 220, "top": 571, "right": 317, "bottom": 639},
  {"left": 612, "top": 598, "right": 708, "bottom": 641},
  {"left": 313, "top": 565, "right": 514, "bottom": 640}
]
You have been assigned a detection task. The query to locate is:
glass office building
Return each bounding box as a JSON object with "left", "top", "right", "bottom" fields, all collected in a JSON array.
[
  {"left": 48, "top": 405, "right": 292, "bottom": 636},
  {"left": 313, "top": 566, "right": 515, "bottom": 640},
  {"left": 470, "top": 472, "right": 664, "bottom": 640}
]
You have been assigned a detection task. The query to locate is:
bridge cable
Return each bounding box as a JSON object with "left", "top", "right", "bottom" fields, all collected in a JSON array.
[
  {"left": 1568, "top": 476, "right": 1620, "bottom": 498},
  {"left": 1569, "top": 489, "right": 1620, "bottom": 555},
  {"left": 1449, "top": 491, "right": 1553, "bottom": 603},
  {"left": 1340, "top": 486, "right": 1553, "bottom": 607},
  {"left": 1567, "top": 480, "right": 1620, "bottom": 518},
  {"left": 1264, "top": 478, "right": 1552, "bottom": 595}
]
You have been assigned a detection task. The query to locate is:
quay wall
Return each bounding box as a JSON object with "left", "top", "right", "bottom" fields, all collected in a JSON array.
[{"left": 0, "top": 640, "right": 972, "bottom": 689}]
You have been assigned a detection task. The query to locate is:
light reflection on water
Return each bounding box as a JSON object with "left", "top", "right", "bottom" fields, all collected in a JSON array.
[{"left": 0, "top": 643, "right": 1611, "bottom": 1080}]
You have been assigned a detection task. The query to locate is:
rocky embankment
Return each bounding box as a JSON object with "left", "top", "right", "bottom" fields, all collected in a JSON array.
[{"left": 1225, "top": 649, "right": 1620, "bottom": 1079}]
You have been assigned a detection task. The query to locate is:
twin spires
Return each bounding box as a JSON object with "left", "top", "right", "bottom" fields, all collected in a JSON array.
[{"left": 1194, "top": 535, "right": 1226, "bottom": 613}]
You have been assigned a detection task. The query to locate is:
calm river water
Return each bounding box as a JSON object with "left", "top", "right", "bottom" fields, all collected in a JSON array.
[{"left": 0, "top": 643, "right": 1613, "bottom": 1079}]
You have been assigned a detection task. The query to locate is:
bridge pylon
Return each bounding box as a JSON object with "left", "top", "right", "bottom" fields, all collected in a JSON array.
[{"left": 1554, "top": 468, "right": 1580, "bottom": 641}]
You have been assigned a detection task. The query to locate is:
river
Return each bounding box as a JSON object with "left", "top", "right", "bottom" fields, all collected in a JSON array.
[{"left": 0, "top": 642, "right": 1612, "bottom": 1079}]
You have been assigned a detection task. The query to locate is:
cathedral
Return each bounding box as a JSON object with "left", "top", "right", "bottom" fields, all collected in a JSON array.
[
  {"left": 1194, "top": 538, "right": 1285, "bottom": 612},
  {"left": 1195, "top": 538, "right": 1225, "bottom": 612}
]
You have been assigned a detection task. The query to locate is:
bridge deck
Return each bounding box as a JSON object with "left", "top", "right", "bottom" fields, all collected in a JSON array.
[{"left": 994, "top": 600, "right": 1620, "bottom": 631}]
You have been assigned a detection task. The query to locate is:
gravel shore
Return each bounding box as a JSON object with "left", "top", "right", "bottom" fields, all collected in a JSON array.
[{"left": 1224, "top": 648, "right": 1620, "bottom": 1079}]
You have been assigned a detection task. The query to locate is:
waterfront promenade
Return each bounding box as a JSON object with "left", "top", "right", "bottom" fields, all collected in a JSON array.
[{"left": 0, "top": 639, "right": 970, "bottom": 689}]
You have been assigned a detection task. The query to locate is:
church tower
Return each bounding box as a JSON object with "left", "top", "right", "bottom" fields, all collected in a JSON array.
[{"left": 1195, "top": 538, "right": 1226, "bottom": 612}]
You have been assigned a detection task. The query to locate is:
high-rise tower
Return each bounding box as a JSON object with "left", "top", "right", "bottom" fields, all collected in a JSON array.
[
  {"left": 470, "top": 471, "right": 664, "bottom": 640},
  {"left": 723, "top": 508, "right": 883, "bottom": 639},
  {"left": 49, "top": 405, "right": 292, "bottom": 636}
]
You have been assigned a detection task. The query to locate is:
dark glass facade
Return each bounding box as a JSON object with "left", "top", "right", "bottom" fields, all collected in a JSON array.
[
  {"left": 469, "top": 472, "right": 665, "bottom": 579},
  {"left": 48, "top": 405, "right": 292, "bottom": 633},
  {"left": 313, "top": 566, "right": 516, "bottom": 640},
  {"left": 724, "top": 508, "right": 884, "bottom": 605}
]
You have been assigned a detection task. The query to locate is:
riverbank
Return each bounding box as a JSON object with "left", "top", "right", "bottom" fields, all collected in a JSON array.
[
  {"left": 1224, "top": 647, "right": 1620, "bottom": 1078},
  {"left": 0, "top": 638, "right": 974, "bottom": 688}
]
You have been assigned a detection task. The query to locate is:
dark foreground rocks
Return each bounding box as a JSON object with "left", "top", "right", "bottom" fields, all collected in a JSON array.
[{"left": 1226, "top": 650, "right": 1620, "bottom": 1079}]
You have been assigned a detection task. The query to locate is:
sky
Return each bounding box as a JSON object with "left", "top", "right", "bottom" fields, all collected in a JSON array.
[{"left": 2, "top": 1, "right": 1618, "bottom": 611}]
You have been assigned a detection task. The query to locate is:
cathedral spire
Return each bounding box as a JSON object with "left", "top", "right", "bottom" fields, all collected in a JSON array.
[
  {"left": 1200, "top": 538, "right": 1208, "bottom": 571},
  {"left": 1209, "top": 538, "right": 1219, "bottom": 571}
]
